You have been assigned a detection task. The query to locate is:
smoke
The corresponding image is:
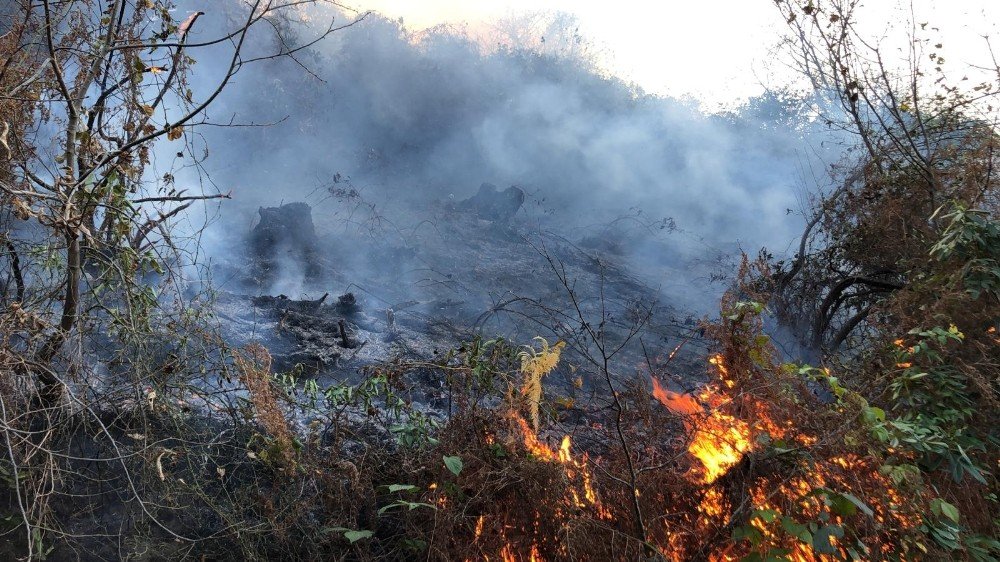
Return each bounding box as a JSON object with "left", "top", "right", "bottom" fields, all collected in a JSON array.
[{"left": 165, "top": 4, "right": 842, "bottom": 316}]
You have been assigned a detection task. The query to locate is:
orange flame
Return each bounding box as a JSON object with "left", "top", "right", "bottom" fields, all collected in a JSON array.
[
  {"left": 474, "top": 515, "right": 485, "bottom": 541},
  {"left": 678, "top": 355, "right": 916, "bottom": 561},
  {"left": 687, "top": 414, "right": 751, "bottom": 484},
  {"left": 495, "top": 352, "right": 916, "bottom": 561},
  {"left": 514, "top": 415, "right": 559, "bottom": 462},
  {"left": 651, "top": 357, "right": 751, "bottom": 484},
  {"left": 495, "top": 413, "right": 611, "bottom": 560},
  {"left": 651, "top": 377, "right": 703, "bottom": 416}
]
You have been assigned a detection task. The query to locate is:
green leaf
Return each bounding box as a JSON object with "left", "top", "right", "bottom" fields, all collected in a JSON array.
[
  {"left": 940, "top": 501, "right": 960, "bottom": 523},
  {"left": 753, "top": 508, "right": 780, "bottom": 523},
  {"left": 323, "top": 527, "right": 374, "bottom": 543},
  {"left": 838, "top": 492, "right": 875, "bottom": 517},
  {"left": 343, "top": 529, "right": 374, "bottom": 543},
  {"left": 932, "top": 498, "right": 960, "bottom": 523},
  {"left": 781, "top": 517, "right": 813, "bottom": 543},
  {"left": 443, "top": 455, "right": 463, "bottom": 476},
  {"left": 386, "top": 484, "right": 419, "bottom": 493},
  {"left": 732, "top": 525, "right": 764, "bottom": 546},
  {"left": 862, "top": 406, "right": 885, "bottom": 423},
  {"left": 829, "top": 494, "right": 857, "bottom": 517},
  {"left": 813, "top": 525, "right": 844, "bottom": 554},
  {"left": 377, "top": 500, "right": 436, "bottom": 515}
]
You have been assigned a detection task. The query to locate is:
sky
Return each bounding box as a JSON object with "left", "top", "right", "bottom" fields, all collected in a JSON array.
[{"left": 346, "top": 0, "right": 1000, "bottom": 108}]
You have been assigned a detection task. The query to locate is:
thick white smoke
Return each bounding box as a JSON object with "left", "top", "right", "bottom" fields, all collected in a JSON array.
[{"left": 164, "top": 5, "right": 843, "bottom": 314}]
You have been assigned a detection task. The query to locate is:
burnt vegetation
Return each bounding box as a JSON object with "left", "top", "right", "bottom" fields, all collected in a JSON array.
[{"left": 0, "top": 0, "right": 998, "bottom": 561}]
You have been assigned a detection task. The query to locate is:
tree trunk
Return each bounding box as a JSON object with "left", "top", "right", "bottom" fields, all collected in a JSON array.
[{"left": 34, "top": 232, "right": 81, "bottom": 402}]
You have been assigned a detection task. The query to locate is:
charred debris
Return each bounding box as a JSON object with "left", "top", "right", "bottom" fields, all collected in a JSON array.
[{"left": 217, "top": 183, "right": 703, "bottom": 404}]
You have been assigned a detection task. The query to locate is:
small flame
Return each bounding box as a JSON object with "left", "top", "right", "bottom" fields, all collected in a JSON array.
[
  {"left": 649, "top": 354, "right": 917, "bottom": 560},
  {"left": 474, "top": 515, "right": 485, "bottom": 540},
  {"left": 651, "top": 377, "right": 703, "bottom": 416},
  {"left": 709, "top": 354, "right": 735, "bottom": 388},
  {"left": 558, "top": 436, "right": 572, "bottom": 464},
  {"left": 494, "top": 413, "right": 610, "bottom": 559},
  {"left": 495, "top": 352, "right": 915, "bottom": 561},
  {"left": 514, "top": 415, "right": 559, "bottom": 462}
]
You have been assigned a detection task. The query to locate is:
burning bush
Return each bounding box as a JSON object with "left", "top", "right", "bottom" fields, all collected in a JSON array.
[{"left": 355, "top": 254, "right": 994, "bottom": 561}]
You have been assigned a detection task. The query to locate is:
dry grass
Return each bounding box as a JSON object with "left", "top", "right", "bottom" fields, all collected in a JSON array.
[{"left": 233, "top": 343, "right": 295, "bottom": 465}]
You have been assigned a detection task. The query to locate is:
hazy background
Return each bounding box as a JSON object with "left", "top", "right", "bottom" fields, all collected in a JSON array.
[{"left": 154, "top": 4, "right": 851, "bottom": 315}]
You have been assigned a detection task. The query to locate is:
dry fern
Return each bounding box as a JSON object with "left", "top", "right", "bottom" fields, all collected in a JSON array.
[
  {"left": 233, "top": 343, "right": 294, "bottom": 463},
  {"left": 518, "top": 337, "right": 566, "bottom": 431}
]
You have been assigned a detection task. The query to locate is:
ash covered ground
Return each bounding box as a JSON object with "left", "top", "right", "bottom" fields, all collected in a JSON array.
[
  {"left": 173, "top": 8, "right": 830, "bottom": 432},
  {"left": 207, "top": 182, "right": 715, "bottom": 425}
]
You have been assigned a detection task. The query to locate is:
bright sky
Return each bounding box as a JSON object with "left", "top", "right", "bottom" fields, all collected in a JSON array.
[{"left": 347, "top": 0, "right": 1000, "bottom": 108}]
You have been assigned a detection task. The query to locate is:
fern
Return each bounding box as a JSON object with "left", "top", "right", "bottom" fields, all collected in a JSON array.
[{"left": 518, "top": 337, "right": 566, "bottom": 431}]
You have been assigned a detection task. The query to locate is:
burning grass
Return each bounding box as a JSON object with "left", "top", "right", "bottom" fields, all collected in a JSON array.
[
  {"left": 381, "top": 283, "right": 948, "bottom": 561},
  {"left": 135, "top": 260, "right": 990, "bottom": 561}
]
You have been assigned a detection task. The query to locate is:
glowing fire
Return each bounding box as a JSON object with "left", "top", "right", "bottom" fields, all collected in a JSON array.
[
  {"left": 650, "top": 377, "right": 701, "bottom": 416},
  {"left": 650, "top": 354, "right": 917, "bottom": 561},
  {"left": 499, "top": 543, "right": 542, "bottom": 562},
  {"left": 689, "top": 416, "right": 751, "bottom": 484},
  {"left": 651, "top": 355, "right": 751, "bottom": 484},
  {"left": 651, "top": 355, "right": 815, "bottom": 559},
  {"left": 485, "top": 352, "right": 915, "bottom": 561},
  {"left": 483, "top": 414, "right": 613, "bottom": 560},
  {"left": 474, "top": 515, "right": 485, "bottom": 540},
  {"left": 512, "top": 414, "right": 606, "bottom": 514}
]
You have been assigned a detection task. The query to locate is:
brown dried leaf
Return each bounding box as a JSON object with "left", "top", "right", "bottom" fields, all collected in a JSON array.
[{"left": 0, "top": 121, "right": 9, "bottom": 155}]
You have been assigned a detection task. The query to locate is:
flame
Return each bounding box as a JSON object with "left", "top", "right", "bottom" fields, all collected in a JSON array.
[
  {"left": 514, "top": 415, "right": 559, "bottom": 462},
  {"left": 492, "top": 413, "right": 610, "bottom": 560},
  {"left": 708, "top": 354, "right": 735, "bottom": 388},
  {"left": 490, "top": 352, "right": 917, "bottom": 561},
  {"left": 687, "top": 415, "right": 751, "bottom": 483},
  {"left": 558, "top": 436, "right": 572, "bottom": 463},
  {"left": 651, "top": 356, "right": 751, "bottom": 484},
  {"left": 651, "top": 377, "right": 702, "bottom": 416},
  {"left": 690, "top": 356, "right": 916, "bottom": 559},
  {"left": 474, "top": 515, "right": 485, "bottom": 540},
  {"left": 500, "top": 544, "right": 542, "bottom": 562}
]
